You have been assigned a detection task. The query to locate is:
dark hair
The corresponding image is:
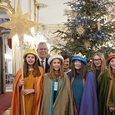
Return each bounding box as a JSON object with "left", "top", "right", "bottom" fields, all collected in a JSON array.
[
  {"left": 23, "top": 55, "right": 41, "bottom": 77},
  {"left": 61, "top": 54, "right": 71, "bottom": 62},
  {"left": 71, "top": 61, "right": 87, "bottom": 78}
]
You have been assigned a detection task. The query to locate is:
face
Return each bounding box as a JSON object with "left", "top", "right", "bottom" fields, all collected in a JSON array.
[
  {"left": 74, "top": 60, "right": 81, "bottom": 70},
  {"left": 52, "top": 59, "right": 61, "bottom": 71},
  {"left": 37, "top": 44, "right": 48, "bottom": 59},
  {"left": 63, "top": 58, "right": 70, "bottom": 70},
  {"left": 110, "top": 58, "right": 115, "bottom": 71},
  {"left": 26, "top": 54, "right": 35, "bottom": 66},
  {"left": 93, "top": 55, "right": 102, "bottom": 68}
]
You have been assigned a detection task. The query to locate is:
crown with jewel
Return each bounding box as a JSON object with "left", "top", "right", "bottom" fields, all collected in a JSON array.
[
  {"left": 72, "top": 52, "right": 87, "bottom": 65},
  {"left": 74, "top": 52, "right": 86, "bottom": 58}
]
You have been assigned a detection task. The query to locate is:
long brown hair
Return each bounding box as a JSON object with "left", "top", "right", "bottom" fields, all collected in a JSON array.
[
  {"left": 91, "top": 52, "right": 108, "bottom": 83},
  {"left": 47, "top": 59, "right": 64, "bottom": 80},
  {"left": 23, "top": 55, "right": 41, "bottom": 77},
  {"left": 71, "top": 61, "right": 87, "bottom": 79}
]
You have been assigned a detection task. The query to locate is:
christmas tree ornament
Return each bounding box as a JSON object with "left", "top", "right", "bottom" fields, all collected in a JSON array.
[
  {"left": 89, "top": 59, "right": 93, "bottom": 63},
  {"left": 97, "top": 21, "right": 101, "bottom": 31},
  {"left": 72, "top": 11, "right": 78, "bottom": 18},
  {"left": 60, "top": 36, "right": 64, "bottom": 39},
  {"left": 82, "top": 1, "right": 86, "bottom": 5},
  {"left": 84, "top": 41, "right": 90, "bottom": 48},
  {"left": 89, "top": 38, "right": 92, "bottom": 41},
  {"left": 71, "top": 39, "right": 74, "bottom": 42},
  {"left": 90, "top": 29, "right": 93, "bottom": 32},
  {"left": 67, "top": 18, "right": 70, "bottom": 22},
  {"left": 51, "top": 37, "right": 60, "bottom": 45},
  {"left": 77, "top": 25, "right": 85, "bottom": 35},
  {"left": 90, "top": 0, "right": 94, "bottom": 2},
  {"left": 64, "top": 9, "right": 72, "bottom": 16},
  {"left": 77, "top": 36, "right": 80, "bottom": 40}
]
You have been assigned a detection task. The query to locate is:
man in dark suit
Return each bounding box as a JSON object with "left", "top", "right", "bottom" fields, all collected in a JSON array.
[{"left": 37, "top": 42, "right": 50, "bottom": 73}]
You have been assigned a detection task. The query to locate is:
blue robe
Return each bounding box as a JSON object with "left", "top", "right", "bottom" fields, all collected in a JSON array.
[{"left": 72, "top": 72, "right": 98, "bottom": 115}]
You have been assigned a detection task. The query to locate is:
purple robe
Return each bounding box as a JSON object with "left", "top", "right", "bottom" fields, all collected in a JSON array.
[{"left": 79, "top": 72, "right": 98, "bottom": 115}]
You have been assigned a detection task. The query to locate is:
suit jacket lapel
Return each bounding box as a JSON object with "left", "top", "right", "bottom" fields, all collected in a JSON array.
[
  {"left": 45, "top": 58, "right": 49, "bottom": 73},
  {"left": 38, "top": 59, "right": 40, "bottom": 66}
]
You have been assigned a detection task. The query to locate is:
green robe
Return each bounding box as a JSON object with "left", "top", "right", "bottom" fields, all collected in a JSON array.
[
  {"left": 40, "top": 73, "right": 74, "bottom": 115},
  {"left": 98, "top": 72, "right": 110, "bottom": 115},
  {"left": 108, "top": 77, "right": 115, "bottom": 115}
]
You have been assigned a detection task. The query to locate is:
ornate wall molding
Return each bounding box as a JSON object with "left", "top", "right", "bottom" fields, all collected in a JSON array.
[
  {"left": 36, "top": 24, "right": 67, "bottom": 51},
  {"left": 36, "top": 24, "right": 66, "bottom": 42},
  {"left": 0, "top": 0, "right": 14, "bottom": 13},
  {"left": 36, "top": 1, "right": 48, "bottom": 9}
]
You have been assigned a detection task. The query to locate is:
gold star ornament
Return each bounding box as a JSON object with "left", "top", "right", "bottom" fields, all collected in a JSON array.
[{"left": 0, "top": 0, "right": 41, "bottom": 41}]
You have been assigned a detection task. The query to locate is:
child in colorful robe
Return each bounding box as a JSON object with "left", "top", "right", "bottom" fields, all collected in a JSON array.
[
  {"left": 10, "top": 48, "right": 44, "bottom": 115},
  {"left": 106, "top": 52, "right": 115, "bottom": 115},
  {"left": 92, "top": 52, "right": 110, "bottom": 115},
  {"left": 40, "top": 55, "right": 74, "bottom": 115},
  {"left": 71, "top": 52, "right": 98, "bottom": 115}
]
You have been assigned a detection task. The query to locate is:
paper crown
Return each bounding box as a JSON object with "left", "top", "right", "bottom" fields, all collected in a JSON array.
[
  {"left": 72, "top": 52, "right": 87, "bottom": 65},
  {"left": 106, "top": 52, "right": 115, "bottom": 63},
  {"left": 23, "top": 48, "right": 38, "bottom": 59},
  {"left": 109, "top": 52, "right": 115, "bottom": 56},
  {"left": 74, "top": 52, "right": 86, "bottom": 58}
]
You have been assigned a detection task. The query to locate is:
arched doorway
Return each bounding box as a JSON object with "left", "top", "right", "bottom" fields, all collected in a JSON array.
[{"left": 0, "top": 5, "right": 14, "bottom": 94}]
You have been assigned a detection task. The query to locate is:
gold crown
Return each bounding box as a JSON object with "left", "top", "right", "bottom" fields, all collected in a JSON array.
[
  {"left": 23, "top": 48, "right": 38, "bottom": 59},
  {"left": 74, "top": 52, "right": 86, "bottom": 58},
  {"left": 109, "top": 52, "right": 115, "bottom": 56}
]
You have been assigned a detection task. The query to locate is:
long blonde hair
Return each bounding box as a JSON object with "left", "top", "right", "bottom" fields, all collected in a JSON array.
[
  {"left": 47, "top": 59, "right": 64, "bottom": 80},
  {"left": 92, "top": 52, "right": 108, "bottom": 83}
]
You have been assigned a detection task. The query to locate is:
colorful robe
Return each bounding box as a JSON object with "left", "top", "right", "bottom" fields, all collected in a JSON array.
[
  {"left": 40, "top": 73, "right": 74, "bottom": 115},
  {"left": 107, "top": 76, "right": 115, "bottom": 115},
  {"left": 98, "top": 72, "right": 110, "bottom": 115},
  {"left": 10, "top": 66, "right": 44, "bottom": 115},
  {"left": 72, "top": 72, "right": 98, "bottom": 115}
]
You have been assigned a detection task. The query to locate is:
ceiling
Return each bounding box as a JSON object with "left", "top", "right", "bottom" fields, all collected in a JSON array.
[
  {"left": 36, "top": 0, "right": 68, "bottom": 24},
  {"left": 0, "top": 0, "right": 68, "bottom": 24}
]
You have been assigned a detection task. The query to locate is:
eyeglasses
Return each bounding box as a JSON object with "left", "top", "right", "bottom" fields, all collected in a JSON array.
[{"left": 93, "top": 59, "right": 101, "bottom": 62}]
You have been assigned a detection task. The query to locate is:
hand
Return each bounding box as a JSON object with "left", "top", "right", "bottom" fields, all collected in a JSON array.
[
  {"left": 22, "top": 89, "right": 35, "bottom": 95},
  {"left": 19, "top": 79, "right": 24, "bottom": 87},
  {"left": 109, "top": 107, "right": 115, "bottom": 112}
]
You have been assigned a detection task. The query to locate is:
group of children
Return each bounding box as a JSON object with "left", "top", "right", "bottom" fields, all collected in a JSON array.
[{"left": 9, "top": 48, "right": 115, "bottom": 115}]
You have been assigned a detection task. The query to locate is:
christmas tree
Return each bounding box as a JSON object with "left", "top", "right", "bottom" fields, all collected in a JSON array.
[{"left": 51, "top": 0, "right": 115, "bottom": 58}]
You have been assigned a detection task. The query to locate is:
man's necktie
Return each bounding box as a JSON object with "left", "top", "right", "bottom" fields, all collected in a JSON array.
[{"left": 41, "top": 60, "right": 44, "bottom": 69}]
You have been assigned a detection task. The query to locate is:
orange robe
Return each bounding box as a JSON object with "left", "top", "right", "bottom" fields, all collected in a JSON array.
[{"left": 10, "top": 66, "right": 44, "bottom": 115}]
